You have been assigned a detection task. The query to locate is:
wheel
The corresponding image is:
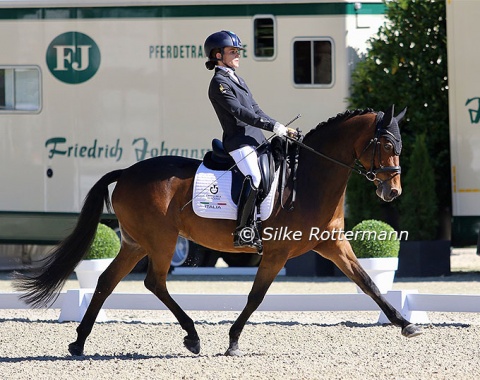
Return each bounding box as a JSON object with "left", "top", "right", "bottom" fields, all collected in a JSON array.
[
  {"left": 171, "top": 236, "right": 191, "bottom": 267},
  {"left": 221, "top": 253, "right": 262, "bottom": 267},
  {"left": 171, "top": 236, "right": 207, "bottom": 267}
]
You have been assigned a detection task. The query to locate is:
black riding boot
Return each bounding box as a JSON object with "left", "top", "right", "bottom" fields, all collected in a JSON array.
[{"left": 233, "top": 176, "right": 263, "bottom": 252}]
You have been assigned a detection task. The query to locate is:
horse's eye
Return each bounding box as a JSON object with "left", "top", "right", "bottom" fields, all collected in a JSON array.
[{"left": 384, "top": 143, "right": 393, "bottom": 152}]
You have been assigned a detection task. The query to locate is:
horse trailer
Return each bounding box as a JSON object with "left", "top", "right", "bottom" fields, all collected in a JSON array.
[
  {"left": 446, "top": 0, "right": 480, "bottom": 245},
  {"left": 0, "top": 0, "right": 386, "bottom": 268}
]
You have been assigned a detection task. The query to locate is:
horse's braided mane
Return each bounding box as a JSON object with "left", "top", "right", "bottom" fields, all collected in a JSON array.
[{"left": 304, "top": 108, "right": 374, "bottom": 139}]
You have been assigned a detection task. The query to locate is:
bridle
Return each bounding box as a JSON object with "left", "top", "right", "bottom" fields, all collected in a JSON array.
[
  {"left": 355, "top": 112, "right": 402, "bottom": 184},
  {"left": 279, "top": 111, "right": 402, "bottom": 211},
  {"left": 287, "top": 111, "right": 402, "bottom": 185}
]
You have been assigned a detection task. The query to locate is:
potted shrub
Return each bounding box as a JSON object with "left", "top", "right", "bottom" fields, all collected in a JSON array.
[
  {"left": 74, "top": 223, "right": 120, "bottom": 288},
  {"left": 350, "top": 219, "right": 400, "bottom": 293},
  {"left": 397, "top": 134, "right": 450, "bottom": 277}
]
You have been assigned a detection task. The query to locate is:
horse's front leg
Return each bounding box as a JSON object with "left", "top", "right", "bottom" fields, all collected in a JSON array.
[
  {"left": 316, "top": 240, "right": 422, "bottom": 338},
  {"left": 226, "top": 252, "right": 287, "bottom": 356}
]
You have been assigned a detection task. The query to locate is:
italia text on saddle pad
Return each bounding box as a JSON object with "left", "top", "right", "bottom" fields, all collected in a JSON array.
[{"left": 192, "top": 163, "right": 279, "bottom": 220}]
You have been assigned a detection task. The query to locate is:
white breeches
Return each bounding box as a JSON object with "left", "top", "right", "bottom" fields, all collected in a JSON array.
[{"left": 229, "top": 146, "right": 261, "bottom": 188}]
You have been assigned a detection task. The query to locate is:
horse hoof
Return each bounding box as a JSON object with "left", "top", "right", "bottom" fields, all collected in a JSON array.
[
  {"left": 225, "top": 348, "right": 244, "bottom": 357},
  {"left": 184, "top": 337, "right": 201, "bottom": 354},
  {"left": 68, "top": 342, "right": 84, "bottom": 356},
  {"left": 402, "top": 324, "right": 422, "bottom": 338}
]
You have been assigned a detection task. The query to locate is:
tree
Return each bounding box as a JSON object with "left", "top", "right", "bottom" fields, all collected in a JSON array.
[
  {"left": 399, "top": 134, "right": 438, "bottom": 240},
  {"left": 346, "top": 0, "right": 449, "bottom": 237}
]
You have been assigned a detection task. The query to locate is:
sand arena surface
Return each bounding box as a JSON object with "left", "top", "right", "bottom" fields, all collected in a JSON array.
[{"left": 0, "top": 248, "right": 479, "bottom": 379}]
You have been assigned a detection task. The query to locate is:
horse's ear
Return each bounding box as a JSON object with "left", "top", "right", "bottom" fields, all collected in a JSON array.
[
  {"left": 383, "top": 105, "right": 395, "bottom": 127},
  {"left": 395, "top": 107, "right": 407, "bottom": 123}
]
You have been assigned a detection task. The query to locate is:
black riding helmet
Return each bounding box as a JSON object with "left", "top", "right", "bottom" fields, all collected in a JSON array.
[{"left": 204, "top": 30, "right": 244, "bottom": 70}]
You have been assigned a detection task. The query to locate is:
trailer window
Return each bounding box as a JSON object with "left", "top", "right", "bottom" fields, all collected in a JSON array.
[
  {"left": 253, "top": 16, "right": 275, "bottom": 59},
  {"left": 0, "top": 66, "right": 41, "bottom": 112},
  {"left": 293, "top": 39, "right": 333, "bottom": 87}
]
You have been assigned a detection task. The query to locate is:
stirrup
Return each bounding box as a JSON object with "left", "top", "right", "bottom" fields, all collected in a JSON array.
[{"left": 233, "top": 226, "right": 263, "bottom": 255}]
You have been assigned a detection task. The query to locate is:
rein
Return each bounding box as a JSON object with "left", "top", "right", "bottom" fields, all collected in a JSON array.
[{"left": 282, "top": 112, "right": 401, "bottom": 210}]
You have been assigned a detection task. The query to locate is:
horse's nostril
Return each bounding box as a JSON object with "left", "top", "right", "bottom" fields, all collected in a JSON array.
[{"left": 390, "top": 188, "right": 399, "bottom": 198}]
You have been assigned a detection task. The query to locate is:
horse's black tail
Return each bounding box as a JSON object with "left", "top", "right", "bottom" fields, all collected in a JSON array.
[{"left": 13, "top": 169, "right": 124, "bottom": 308}]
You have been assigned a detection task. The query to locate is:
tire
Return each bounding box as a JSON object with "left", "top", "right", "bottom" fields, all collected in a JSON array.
[
  {"left": 221, "top": 252, "right": 262, "bottom": 267},
  {"left": 171, "top": 236, "right": 191, "bottom": 267},
  {"left": 171, "top": 236, "right": 207, "bottom": 267}
]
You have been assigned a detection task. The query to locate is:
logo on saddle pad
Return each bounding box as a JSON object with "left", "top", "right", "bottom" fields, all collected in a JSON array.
[{"left": 192, "top": 164, "right": 279, "bottom": 220}]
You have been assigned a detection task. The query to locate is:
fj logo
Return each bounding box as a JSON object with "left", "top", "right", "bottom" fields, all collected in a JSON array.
[
  {"left": 46, "top": 32, "right": 101, "bottom": 84},
  {"left": 53, "top": 45, "right": 92, "bottom": 72}
]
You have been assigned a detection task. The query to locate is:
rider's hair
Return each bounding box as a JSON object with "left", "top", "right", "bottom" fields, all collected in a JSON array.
[{"left": 205, "top": 48, "right": 221, "bottom": 70}]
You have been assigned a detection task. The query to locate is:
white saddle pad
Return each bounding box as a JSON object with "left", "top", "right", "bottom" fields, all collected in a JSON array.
[{"left": 192, "top": 163, "right": 279, "bottom": 221}]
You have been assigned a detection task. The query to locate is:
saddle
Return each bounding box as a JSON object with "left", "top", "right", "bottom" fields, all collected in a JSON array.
[
  {"left": 191, "top": 137, "right": 298, "bottom": 221},
  {"left": 202, "top": 139, "right": 275, "bottom": 204}
]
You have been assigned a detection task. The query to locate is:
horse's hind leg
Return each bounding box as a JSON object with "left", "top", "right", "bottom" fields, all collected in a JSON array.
[
  {"left": 317, "top": 240, "right": 421, "bottom": 338},
  {"left": 68, "top": 243, "right": 145, "bottom": 356},
  {"left": 144, "top": 249, "right": 200, "bottom": 354}
]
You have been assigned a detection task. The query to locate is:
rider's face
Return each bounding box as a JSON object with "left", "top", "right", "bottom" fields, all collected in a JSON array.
[{"left": 217, "top": 47, "right": 241, "bottom": 69}]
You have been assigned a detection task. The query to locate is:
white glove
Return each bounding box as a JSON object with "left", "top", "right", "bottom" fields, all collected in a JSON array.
[{"left": 273, "top": 122, "right": 287, "bottom": 137}]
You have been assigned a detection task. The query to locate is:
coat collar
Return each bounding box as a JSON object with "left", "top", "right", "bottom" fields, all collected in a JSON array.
[{"left": 215, "top": 67, "right": 248, "bottom": 91}]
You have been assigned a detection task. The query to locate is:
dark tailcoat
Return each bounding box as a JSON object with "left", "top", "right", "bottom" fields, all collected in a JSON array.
[{"left": 208, "top": 68, "right": 277, "bottom": 153}]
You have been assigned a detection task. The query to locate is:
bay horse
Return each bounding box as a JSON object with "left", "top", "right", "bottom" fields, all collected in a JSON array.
[{"left": 14, "top": 105, "right": 421, "bottom": 357}]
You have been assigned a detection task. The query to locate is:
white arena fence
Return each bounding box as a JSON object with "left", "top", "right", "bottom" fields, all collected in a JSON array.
[{"left": 2, "top": 289, "right": 480, "bottom": 324}]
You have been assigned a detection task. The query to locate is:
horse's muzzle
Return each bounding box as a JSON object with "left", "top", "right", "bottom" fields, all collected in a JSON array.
[{"left": 376, "top": 182, "right": 402, "bottom": 202}]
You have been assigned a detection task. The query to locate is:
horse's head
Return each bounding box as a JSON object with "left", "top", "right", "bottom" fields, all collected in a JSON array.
[{"left": 356, "top": 105, "right": 406, "bottom": 202}]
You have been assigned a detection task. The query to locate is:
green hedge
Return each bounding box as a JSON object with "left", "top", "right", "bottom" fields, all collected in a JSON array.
[
  {"left": 85, "top": 223, "right": 120, "bottom": 260},
  {"left": 350, "top": 219, "right": 400, "bottom": 258}
]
